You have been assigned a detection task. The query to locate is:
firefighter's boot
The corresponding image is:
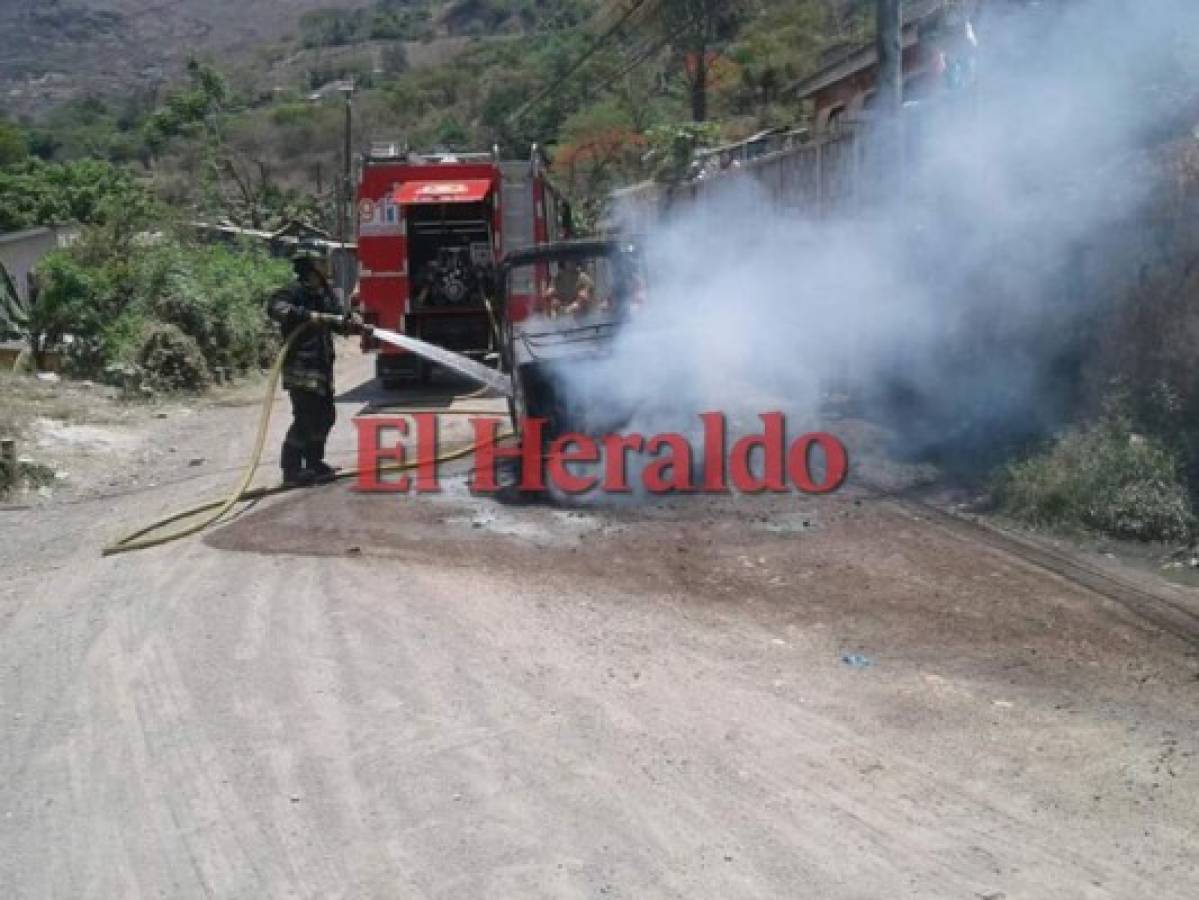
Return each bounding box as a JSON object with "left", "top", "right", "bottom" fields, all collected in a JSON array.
[
  {"left": 282, "top": 443, "right": 315, "bottom": 488},
  {"left": 307, "top": 461, "right": 337, "bottom": 484},
  {"left": 305, "top": 444, "right": 337, "bottom": 484}
]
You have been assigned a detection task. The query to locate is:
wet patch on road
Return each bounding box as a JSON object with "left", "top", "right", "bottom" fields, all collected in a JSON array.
[{"left": 201, "top": 475, "right": 850, "bottom": 584}]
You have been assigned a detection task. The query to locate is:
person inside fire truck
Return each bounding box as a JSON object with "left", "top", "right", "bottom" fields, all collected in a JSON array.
[
  {"left": 267, "top": 244, "right": 363, "bottom": 488},
  {"left": 545, "top": 260, "right": 596, "bottom": 318}
]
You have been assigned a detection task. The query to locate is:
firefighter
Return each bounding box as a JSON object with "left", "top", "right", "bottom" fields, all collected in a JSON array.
[
  {"left": 545, "top": 260, "right": 595, "bottom": 317},
  {"left": 267, "top": 244, "right": 362, "bottom": 487}
]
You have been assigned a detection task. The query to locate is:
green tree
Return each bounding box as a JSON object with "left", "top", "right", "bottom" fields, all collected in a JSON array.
[
  {"left": 555, "top": 99, "right": 649, "bottom": 220},
  {"left": 0, "top": 159, "right": 156, "bottom": 233},
  {"left": 142, "top": 60, "right": 229, "bottom": 158},
  {"left": 644, "top": 121, "right": 720, "bottom": 182},
  {"left": 0, "top": 119, "right": 28, "bottom": 167},
  {"left": 435, "top": 116, "right": 470, "bottom": 149},
  {"left": 649, "top": 0, "right": 745, "bottom": 122},
  {"left": 24, "top": 253, "right": 102, "bottom": 368}
]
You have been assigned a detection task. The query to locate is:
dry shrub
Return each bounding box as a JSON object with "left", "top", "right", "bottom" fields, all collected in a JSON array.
[
  {"left": 136, "top": 323, "right": 211, "bottom": 392},
  {"left": 1081, "top": 137, "right": 1199, "bottom": 495},
  {"left": 996, "top": 415, "right": 1193, "bottom": 542}
]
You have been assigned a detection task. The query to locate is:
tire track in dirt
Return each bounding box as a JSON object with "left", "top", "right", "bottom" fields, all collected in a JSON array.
[
  {"left": 856, "top": 480, "right": 1199, "bottom": 647},
  {"left": 1, "top": 535, "right": 212, "bottom": 896},
  {"left": 138, "top": 616, "right": 291, "bottom": 896}
]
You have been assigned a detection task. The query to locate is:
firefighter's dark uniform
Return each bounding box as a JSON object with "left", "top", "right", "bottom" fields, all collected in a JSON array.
[{"left": 267, "top": 269, "right": 345, "bottom": 482}]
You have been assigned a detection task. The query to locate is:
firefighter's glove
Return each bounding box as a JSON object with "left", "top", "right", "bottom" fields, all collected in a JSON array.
[
  {"left": 308, "top": 311, "right": 340, "bottom": 328},
  {"left": 336, "top": 312, "right": 367, "bottom": 335}
]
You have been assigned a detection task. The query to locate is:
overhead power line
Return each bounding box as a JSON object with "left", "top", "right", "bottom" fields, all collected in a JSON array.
[
  {"left": 506, "top": 0, "right": 659, "bottom": 125},
  {"left": 507, "top": 0, "right": 724, "bottom": 127},
  {"left": 587, "top": 32, "right": 672, "bottom": 96}
]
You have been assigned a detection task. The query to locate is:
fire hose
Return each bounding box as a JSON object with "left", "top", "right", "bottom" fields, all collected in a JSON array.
[{"left": 101, "top": 318, "right": 513, "bottom": 557}]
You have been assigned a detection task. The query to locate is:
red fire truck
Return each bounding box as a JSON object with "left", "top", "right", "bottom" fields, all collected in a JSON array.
[{"left": 354, "top": 145, "right": 570, "bottom": 387}]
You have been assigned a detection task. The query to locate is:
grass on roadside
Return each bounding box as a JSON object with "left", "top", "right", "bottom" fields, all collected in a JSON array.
[{"left": 0, "top": 371, "right": 130, "bottom": 432}]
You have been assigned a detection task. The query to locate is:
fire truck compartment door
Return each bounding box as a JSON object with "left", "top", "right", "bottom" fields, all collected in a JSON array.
[{"left": 394, "top": 179, "right": 494, "bottom": 205}]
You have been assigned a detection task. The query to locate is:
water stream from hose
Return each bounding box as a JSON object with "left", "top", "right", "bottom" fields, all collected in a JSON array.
[{"left": 370, "top": 327, "right": 512, "bottom": 396}]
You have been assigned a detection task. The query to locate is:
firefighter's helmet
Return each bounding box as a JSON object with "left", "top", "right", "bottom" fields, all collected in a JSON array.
[
  {"left": 291, "top": 241, "right": 326, "bottom": 261},
  {"left": 291, "top": 241, "right": 328, "bottom": 276}
]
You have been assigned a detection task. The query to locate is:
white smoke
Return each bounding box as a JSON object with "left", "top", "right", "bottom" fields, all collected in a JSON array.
[{"left": 556, "top": 0, "right": 1199, "bottom": 469}]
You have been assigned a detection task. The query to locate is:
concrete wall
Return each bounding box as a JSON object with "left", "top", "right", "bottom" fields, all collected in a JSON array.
[{"left": 0, "top": 225, "right": 80, "bottom": 304}]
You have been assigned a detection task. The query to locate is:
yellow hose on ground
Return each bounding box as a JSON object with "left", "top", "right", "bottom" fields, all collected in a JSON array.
[{"left": 102, "top": 324, "right": 512, "bottom": 557}]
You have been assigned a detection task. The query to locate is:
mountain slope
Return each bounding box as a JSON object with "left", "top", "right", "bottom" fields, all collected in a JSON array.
[{"left": 0, "top": 0, "right": 373, "bottom": 113}]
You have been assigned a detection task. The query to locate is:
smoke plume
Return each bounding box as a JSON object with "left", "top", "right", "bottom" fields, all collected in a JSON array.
[{"left": 560, "top": 0, "right": 1199, "bottom": 473}]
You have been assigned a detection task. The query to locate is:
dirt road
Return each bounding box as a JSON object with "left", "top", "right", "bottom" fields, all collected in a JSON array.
[{"left": 2, "top": 349, "right": 1198, "bottom": 898}]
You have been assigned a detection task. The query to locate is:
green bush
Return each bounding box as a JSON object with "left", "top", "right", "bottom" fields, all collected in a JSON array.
[
  {"left": 33, "top": 230, "right": 290, "bottom": 388},
  {"left": 144, "top": 243, "right": 289, "bottom": 373},
  {"left": 996, "top": 417, "right": 1194, "bottom": 542}
]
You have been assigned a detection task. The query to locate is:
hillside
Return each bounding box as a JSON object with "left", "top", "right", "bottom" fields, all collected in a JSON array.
[
  {"left": 0, "top": 1, "right": 376, "bottom": 112},
  {"left": 1, "top": 0, "right": 872, "bottom": 229},
  {"left": 2, "top": 1, "right": 867, "bottom": 113},
  {"left": 0, "top": 0, "right": 596, "bottom": 115}
]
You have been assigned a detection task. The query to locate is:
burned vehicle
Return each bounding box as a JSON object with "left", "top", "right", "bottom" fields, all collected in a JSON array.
[{"left": 499, "top": 239, "right": 647, "bottom": 441}]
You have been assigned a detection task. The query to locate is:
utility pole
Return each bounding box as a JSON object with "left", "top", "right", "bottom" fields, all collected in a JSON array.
[
  {"left": 339, "top": 81, "right": 354, "bottom": 247},
  {"left": 336, "top": 81, "right": 354, "bottom": 296},
  {"left": 874, "top": 0, "right": 904, "bottom": 199},
  {"left": 876, "top": 0, "right": 903, "bottom": 118}
]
